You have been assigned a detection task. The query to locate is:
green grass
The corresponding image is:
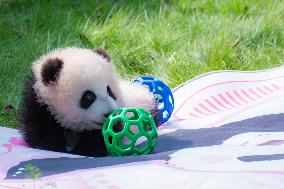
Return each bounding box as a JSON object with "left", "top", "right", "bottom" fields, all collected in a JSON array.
[{"left": 1, "top": 0, "right": 284, "bottom": 128}]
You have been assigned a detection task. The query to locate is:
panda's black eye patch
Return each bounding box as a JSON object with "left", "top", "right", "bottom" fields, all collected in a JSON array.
[
  {"left": 80, "top": 90, "right": 96, "bottom": 109},
  {"left": 107, "top": 85, "right": 116, "bottom": 100}
]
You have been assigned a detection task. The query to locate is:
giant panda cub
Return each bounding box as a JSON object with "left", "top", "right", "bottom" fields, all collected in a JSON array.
[{"left": 19, "top": 47, "right": 158, "bottom": 157}]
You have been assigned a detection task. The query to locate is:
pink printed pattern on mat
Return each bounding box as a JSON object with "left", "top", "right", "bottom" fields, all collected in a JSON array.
[
  {"left": 1, "top": 137, "right": 27, "bottom": 155},
  {"left": 173, "top": 77, "right": 283, "bottom": 120},
  {"left": 188, "top": 84, "right": 280, "bottom": 119}
]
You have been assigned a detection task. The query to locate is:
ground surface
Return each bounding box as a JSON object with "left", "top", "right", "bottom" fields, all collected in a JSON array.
[{"left": 0, "top": 0, "right": 284, "bottom": 128}]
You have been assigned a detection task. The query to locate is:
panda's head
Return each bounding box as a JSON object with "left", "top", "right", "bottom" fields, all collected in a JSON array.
[{"left": 32, "top": 47, "right": 120, "bottom": 131}]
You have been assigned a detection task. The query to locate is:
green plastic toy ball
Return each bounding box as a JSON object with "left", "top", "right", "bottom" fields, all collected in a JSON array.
[{"left": 102, "top": 108, "right": 158, "bottom": 156}]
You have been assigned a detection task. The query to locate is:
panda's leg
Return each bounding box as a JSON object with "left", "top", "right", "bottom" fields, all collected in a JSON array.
[
  {"left": 64, "top": 130, "right": 80, "bottom": 152},
  {"left": 70, "top": 130, "right": 108, "bottom": 157},
  {"left": 18, "top": 76, "right": 67, "bottom": 152}
]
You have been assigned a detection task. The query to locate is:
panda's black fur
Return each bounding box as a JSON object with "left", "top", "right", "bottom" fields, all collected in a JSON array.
[
  {"left": 19, "top": 74, "right": 108, "bottom": 157},
  {"left": 18, "top": 48, "right": 159, "bottom": 157}
]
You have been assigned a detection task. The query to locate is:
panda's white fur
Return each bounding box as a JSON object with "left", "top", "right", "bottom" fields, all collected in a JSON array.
[
  {"left": 19, "top": 47, "right": 157, "bottom": 157},
  {"left": 32, "top": 47, "right": 155, "bottom": 131}
]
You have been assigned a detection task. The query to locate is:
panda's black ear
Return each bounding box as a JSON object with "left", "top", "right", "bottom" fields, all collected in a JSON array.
[
  {"left": 41, "top": 58, "right": 64, "bottom": 86},
  {"left": 94, "top": 48, "right": 111, "bottom": 62}
]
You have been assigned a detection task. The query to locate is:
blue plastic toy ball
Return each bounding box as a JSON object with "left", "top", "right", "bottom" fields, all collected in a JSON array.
[{"left": 133, "top": 76, "right": 174, "bottom": 125}]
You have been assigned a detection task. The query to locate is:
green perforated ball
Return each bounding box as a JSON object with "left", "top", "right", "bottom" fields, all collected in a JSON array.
[{"left": 102, "top": 108, "right": 158, "bottom": 156}]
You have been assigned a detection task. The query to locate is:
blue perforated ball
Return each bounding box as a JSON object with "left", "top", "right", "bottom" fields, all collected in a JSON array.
[{"left": 133, "top": 76, "right": 174, "bottom": 125}]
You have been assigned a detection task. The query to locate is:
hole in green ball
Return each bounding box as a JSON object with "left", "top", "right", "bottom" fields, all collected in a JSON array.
[
  {"left": 113, "top": 120, "right": 124, "bottom": 133},
  {"left": 129, "top": 125, "right": 139, "bottom": 134},
  {"left": 135, "top": 136, "right": 148, "bottom": 149},
  {"left": 125, "top": 111, "right": 139, "bottom": 120},
  {"left": 112, "top": 151, "right": 120, "bottom": 156},
  {"left": 121, "top": 136, "right": 131, "bottom": 145},
  {"left": 142, "top": 120, "right": 152, "bottom": 132},
  {"left": 117, "top": 136, "right": 132, "bottom": 152},
  {"left": 108, "top": 136, "right": 113, "bottom": 144},
  {"left": 112, "top": 109, "right": 123, "bottom": 117},
  {"left": 103, "top": 119, "right": 110, "bottom": 130},
  {"left": 151, "top": 135, "right": 158, "bottom": 147}
]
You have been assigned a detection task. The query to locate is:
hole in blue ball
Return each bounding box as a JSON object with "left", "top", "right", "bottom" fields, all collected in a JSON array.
[
  {"left": 155, "top": 93, "right": 163, "bottom": 100},
  {"left": 169, "top": 95, "right": 173, "bottom": 105},
  {"left": 163, "top": 111, "right": 169, "bottom": 119},
  {"left": 158, "top": 102, "right": 164, "bottom": 110},
  {"left": 157, "top": 86, "right": 163, "bottom": 91}
]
